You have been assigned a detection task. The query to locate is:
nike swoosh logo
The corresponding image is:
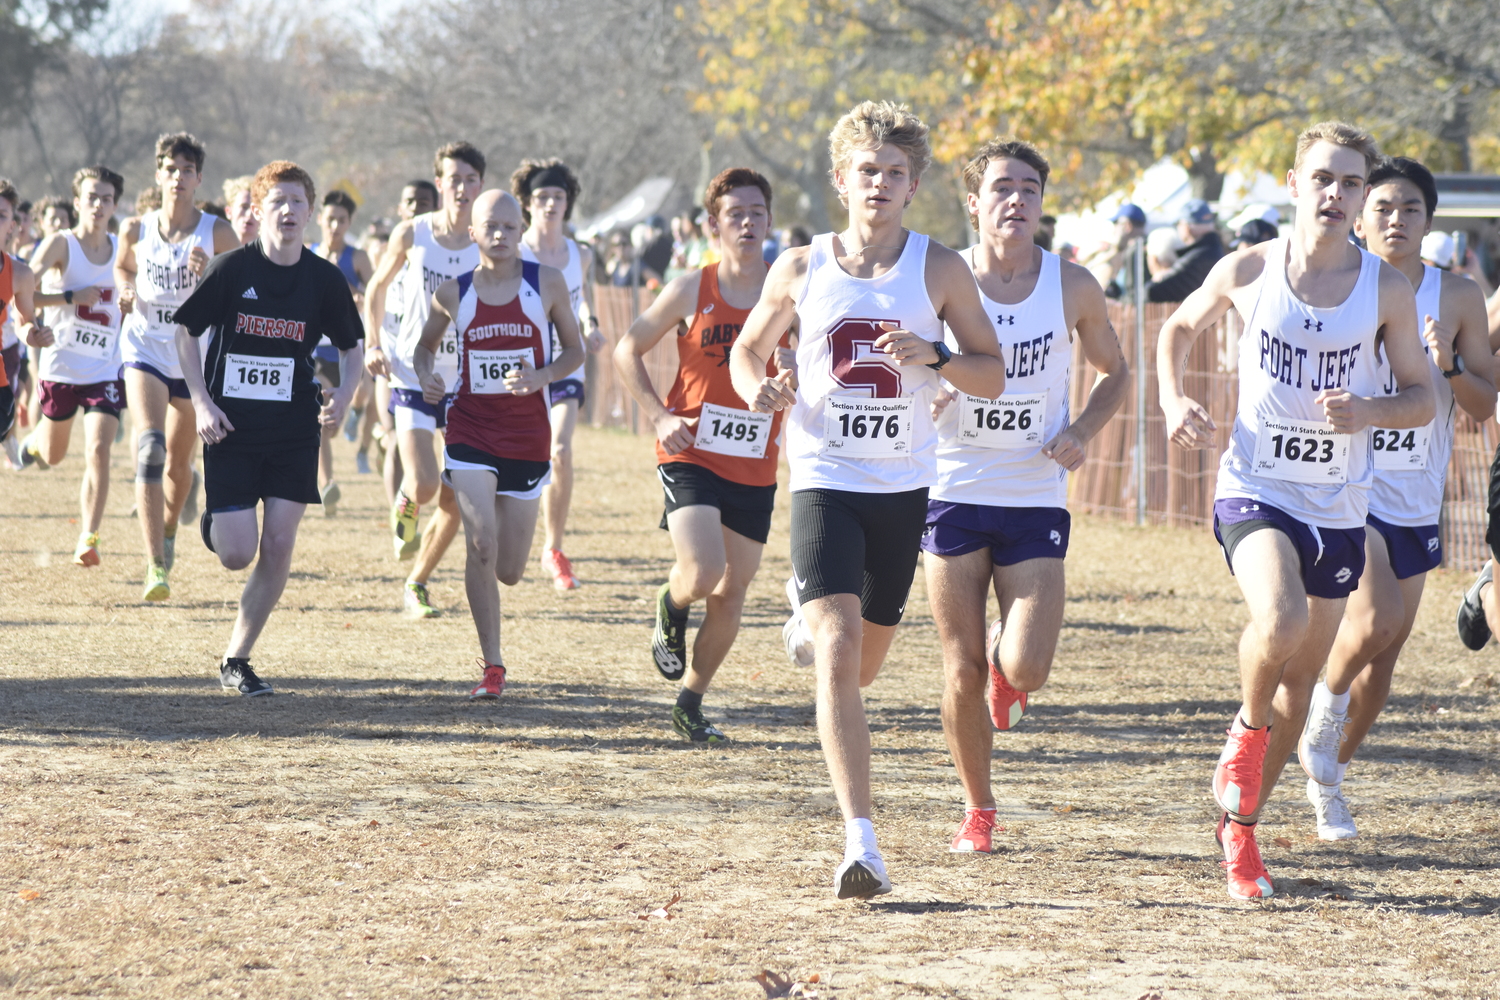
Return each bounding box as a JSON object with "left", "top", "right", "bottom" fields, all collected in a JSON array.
[
  {"left": 526, "top": 477, "right": 542, "bottom": 486},
  {"left": 794, "top": 573, "right": 808, "bottom": 590}
]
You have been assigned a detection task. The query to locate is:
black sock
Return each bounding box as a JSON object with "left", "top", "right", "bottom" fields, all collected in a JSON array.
[
  {"left": 1237, "top": 715, "right": 1265, "bottom": 731},
  {"left": 664, "top": 591, "right": 689, "bottom": 621},
  {"left": 676, "top": 687, "right": 703, "bottom": 711}
]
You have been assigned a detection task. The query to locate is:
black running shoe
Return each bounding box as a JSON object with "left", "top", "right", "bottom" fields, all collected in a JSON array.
[
  {"left": 672, "top": 704, "right": 728, "bottom": 744},
  {"left": 1457, "top": 561, "right": 1493, "bottom": 651},
  {"left": 220, "top": 657, "right": 273, "bottom": 697},
  {"left": 651, "top": 583, "right": 687, "bottom": 681},
  {"left": 200, "top": 509, "right": 216, "bottom": 554}
]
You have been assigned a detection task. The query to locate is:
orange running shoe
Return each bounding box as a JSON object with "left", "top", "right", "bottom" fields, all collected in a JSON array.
[
  {"left": 468, "top": 660, "right": 506, "bottom": 701},
  {"left": 73, "top": 532, "right": 101, "bottom": 567},
  {"left": 986, "top": 618, "right": 1027, "bottom": 730},
  {"left": 1216, "top": 812, "right": 1275, "bottom": 899},
  {"left": 949, "top": 807, "right": 1000, "bottom": 853},
  {"left": 1213, "top": 716, "right": 1270, "bottom": 816},
  {"left": 542, "top": 547, "right": 578, "bottom": 591}
]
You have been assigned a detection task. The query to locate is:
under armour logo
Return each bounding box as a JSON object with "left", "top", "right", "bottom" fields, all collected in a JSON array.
[
  {"left": 1239, "top": 504, "right": 1260, "bottom": 513},
  {"left": 450, "top": 257, "right": 463, "bottom": 265},
  {"left": 1049, "top": 530, "right": 1061, "bottom": 545},
  {"left": 1304, "top": 319, "right": 1323, "bottom": 332},
  {"left": 1335, "top": 567, "right": 1352, "bottom": 584},
  {"left": 1427, "top": 537, "right": 1440, "bottom": 552},
  {"left": 996, "top": 315, "right": 1016, "bottom": 325}
]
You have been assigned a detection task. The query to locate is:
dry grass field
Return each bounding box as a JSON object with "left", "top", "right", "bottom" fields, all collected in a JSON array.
[{"left": 2, "top": 423, "right": 1497, "bottom": 999}]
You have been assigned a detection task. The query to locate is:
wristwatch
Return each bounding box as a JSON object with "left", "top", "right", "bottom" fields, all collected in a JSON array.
[
  {"left": 63, "top": 290, "right": 73, "bottom": 304},
  {"left": 1442, "top": 354, "right": 1465, "bottom": 379},
  {"left": 926, "top": 341, "right": 952, "bottom": 371}
]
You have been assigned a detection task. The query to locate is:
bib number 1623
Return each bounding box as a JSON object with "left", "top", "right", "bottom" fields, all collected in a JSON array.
[{"left": 1251, "top": 416, "right": 1349, "bottom": 484}]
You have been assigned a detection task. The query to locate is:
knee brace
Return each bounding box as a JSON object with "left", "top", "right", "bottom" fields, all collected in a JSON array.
[{"left": 137, "top": 429, "right": 167, "bottom": 485}]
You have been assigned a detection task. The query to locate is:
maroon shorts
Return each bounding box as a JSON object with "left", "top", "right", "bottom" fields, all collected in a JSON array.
[{"left": 39, "top": 378, "right": 126, "bottom": 421}]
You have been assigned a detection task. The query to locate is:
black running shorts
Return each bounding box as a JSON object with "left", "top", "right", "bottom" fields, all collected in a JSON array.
[
  {"left": 657, "top": 461, "right": 776, "bottom": 544},
  {"left": 1487, "top": 441, "right": 1500, "bottom": 565},
  {"left": 789, "top": 486, "right": 928, "bottom": 627},
  {"left": 204, "top": 443, "right": 320, "bottom": 512}
]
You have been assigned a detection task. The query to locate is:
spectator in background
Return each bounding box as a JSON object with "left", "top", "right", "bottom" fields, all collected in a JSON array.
[
  {"left": 638, "top": 215, "right": 673, "bottom": 288},
  {"left": 607, "top": 231, "right": 636, "bottom": 286},
  {"left": 198, "top": 201, "right": 226, "bottom": 219},
  {"left": 133, "top": 187, "right": 163, "bottom": 216},
  {"left": 9, "top": 201, "right": 33, "bottom": 255},
  {"left": 1035, "top": 213, "right": 1056, "bottom": 251},
  {"left": 1230, "top": 217, "right": 1279, "bottom": 250},
  {"left": 1145, "top": 198, "right": 1224, "bottom": 302},
  {"left": 1081, "top": 202, "right": 1146, "bottom": 297},
  {"left": 784, "top": 225, "right": 811, "bottom": 249},
  {"left": 26, "top": 195, "right": 73, "bottom": 258},
  {"left": 1146, "top": 225, "right": 1185, "bottom": 278},
  {"left": 1427, "top": 230, "right": 1497, "bottom": 298}
]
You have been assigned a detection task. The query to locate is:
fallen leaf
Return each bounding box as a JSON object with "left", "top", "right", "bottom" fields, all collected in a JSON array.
[
  {"left": 1329, "top": 892, "right": 1350, "bottom": 901},
  {"left": 344, "top": 623, "right": 353, "bottom": 629},
  {"left": 362, "top": 934, "right": 375, "bottom": 940},
  {"left": 750, "top": 671, "right": 763, "bottom": 682},
  {"left": 807, "top": 973, "right": 820, "bottom": 984},
  {"left": 19, "top": 890, "right": 40, "bottom": 901},
  {"left": 367, "top": 820, "right": 380, "bottom": 828},
  {"left": 1274, "top": 837, "right": 1292, "bottom": 848},
  {"left": 1054, "top": 805, "right": 1075, "bottom": 814},
  {"left": 755, "top": 970, "right": 794, "bottom": 998},
  {"left": 640, "top": 891, "right": 681, "bottom": 920}
]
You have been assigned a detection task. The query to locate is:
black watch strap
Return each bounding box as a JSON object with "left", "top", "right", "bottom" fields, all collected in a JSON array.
[
  {"left": 1443, "top": 354, "right": 1465, "bottom": 379},
  {"left": 926, "top": 341, "right": 952, "bottom": 371}
]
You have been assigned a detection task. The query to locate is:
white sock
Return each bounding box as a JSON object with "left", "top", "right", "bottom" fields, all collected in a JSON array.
[
  {"left": 844, "top": 817, "right": 878, "bottom": 860},
  {"left": 1334, "top": 761, "right": 1348, "bottom": 785},
  {"left": 1328, "top": 689, "right": 1351, "bottom": 714}
]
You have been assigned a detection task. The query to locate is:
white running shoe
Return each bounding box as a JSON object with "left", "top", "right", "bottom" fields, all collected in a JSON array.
[
  {"left": 834, "top": 853, "right": 892, "bottom": 899},
  {"left": 1298, "top": 683, "right": 1348, "bottom": 786},
  {"left": 782, "top": 613, "right": 815, "bottom": 668},
  {"left": 2, "top": 434, "right": 21, "bottom": 471},
  {"left": 1307, "top": 778, "right": 1357, "bottom": 840}
]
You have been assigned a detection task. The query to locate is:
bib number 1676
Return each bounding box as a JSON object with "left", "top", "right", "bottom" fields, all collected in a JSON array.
[{"left": 839, "top": 412, "right": 901, "bottom": 440}]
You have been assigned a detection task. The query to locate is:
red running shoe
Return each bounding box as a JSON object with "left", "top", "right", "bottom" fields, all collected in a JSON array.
[
  {"left": 986, "top": 619, "right": 1027, "bottom": 730},
  {"left": 1216, "top": 812, "right": 1275, "bottom": 899},
  {"left": 1213, "top": 716, "right": 1269, "bottom": 816},
  {"left": 542, "top": 547, "right": 578, "bottom": 591},
  {"left": 949, "top": 807, "right": 1000, "bottom": 854},
  {"left": 468, "top": 660, "right": 506, "bottom": 700}
]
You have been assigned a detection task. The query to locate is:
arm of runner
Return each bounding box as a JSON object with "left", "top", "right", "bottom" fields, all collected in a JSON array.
[
  {"left": 1431, "top": 273, "right": 1498, "bottom": 422},
  {"left": 174, "top": 324, "right": 234, "bottom": 444},
  {"left": 507, "top": 267, "right": 584, "bottom": 397},
  {"left": 1487, "top": 286, "right": 1500, "bottom": 357},
  {"left": 1044, "top": 261, "right": 1130, "bottom": 471},
  {"left": 1159, "top": 250, "right": 1257, "bottom": 448},
  {"left": 613, "top": 271, "right": 699, "bottom": 453},
  {"left": 731, "top": 248, "right": 804, "bottom": 413},
  {"left": 911, "top": 243, "right": 1005, "bottom": 400},
  {"left": 115, "top": 217, "right": 141, "bottom": 316},
  {"left": 12, "top": 259, "right": 51, "bottom": 347},
  {"left": 1320, "top": 263, "right": 1431, "bottom": 433},
  {"left": 364, "top": 220, "right": 414, "bottom": 376},
  {"left": 577, "top": 243, "right": 605, "bottom": 354},
  {"left": 413, "top": 280, "right": 457, "bottom": 404},
  {"left": 29, "top": 234, "right": 97, "bottom": 309}
]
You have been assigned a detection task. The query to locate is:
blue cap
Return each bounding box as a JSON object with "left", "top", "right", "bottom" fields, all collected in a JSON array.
[
  {"left": 1110, "top": 203, "right": 1146, "bottom": 227},
  {"left": 1179, "top": 198, "right": 1216, "bottom": 224}
]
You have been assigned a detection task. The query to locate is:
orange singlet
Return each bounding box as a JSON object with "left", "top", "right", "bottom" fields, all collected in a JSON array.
[{"left": 655, "top": 263, "right": 785, "bottom": 487}]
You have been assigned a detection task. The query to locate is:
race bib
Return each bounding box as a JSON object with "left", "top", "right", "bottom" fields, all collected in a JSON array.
[
  {"left": 1371, "top": 424, "right": 1431, "bottom": 471},
  {"left": 222, "top": 353, "right": 294, "bottom": 402},
  {"left": 959, "top": 391, "right": 1047, "bottom": 449},
  {"left": 143, "top": 303, "right": 177, "bottom": 336},
  {"left": 693, "top": 401, "right": 771, "bottom": 459},
  {"left": 468, "top": 349, "right": 533, "bottom": 395},
  {"left": 63, "top": 322, "right": 115, "bottom": 362},
  {"left": 1252, "top": 416, "right": 1349, "bottom": 484},
  {"left": 823, "top": 396, "right": 913, "bottom": 458}
]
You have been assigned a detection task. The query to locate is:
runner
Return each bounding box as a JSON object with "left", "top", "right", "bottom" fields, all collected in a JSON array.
[
  {"left": 21, "top": 167, "right": 126, "bottom": 572},
  {"left": 512, "top": 158, "right": 605, "bottom": 590},
  {"left": 0, "top": 179, "right": 43, "bottom": 443},
  {"left": 1158, "top": 123, "right": 1433, "bottom": 899},
  {"left": 308, "top": 189, "right": 373, "bottom": 516},
  {"left": 730, "top": 101, "right": 1005, "bottom": 899},
  {"left": 614, "top": 167, "right": 788, "bottom": 743},
  {"left": 116, "top": 133, "right": 240, "bottom": 601},
  {"left": 412, "top": 190, "right": 582, "bottom": 698},
  {"left": 366, "top": 145, "right": 482, "bottom": 619},
  {"left": 925, "top": 140, "right": 1129, "bottom": 853},
  {"left": 172, "top": 160, "right": 363, "bottom": 696},
  {"left": 223, "top": 176, "right": 259, "bottom": 245},
  {"left": 1301, "top": 158, "right": 1493, "bottom": 839}
]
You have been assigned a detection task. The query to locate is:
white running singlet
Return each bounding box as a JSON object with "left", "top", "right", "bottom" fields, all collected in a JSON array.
[
  {"left": 1214, "top": 238, "right": 1383, "bottom": 529},
  {"left": 787, "top": 231, "right": 942, "bottom": 493},
  {"left": 389, "top": 214, "right": 480, "bottom": 393},
  {"left": 933, "top": 247, "right": 1070, "bottom": 508},
  {"left": 519, "top": 238, "right": 583, "bottom": 362},
  {"left": 1368, "top": 265, "right": 1449, "bottom": 526},
  {"left": 121, "top": 209, "right": 218, "bottom": 379},
  {"left": 40, "top": 233, "right": 122, "bottom": 386}
]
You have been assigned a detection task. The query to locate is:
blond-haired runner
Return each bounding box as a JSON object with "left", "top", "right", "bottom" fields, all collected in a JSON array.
[
  {"left": 615, "top": 167, "right": 789, "bottom": 743},
  {"left": 174, "top": 161, "right": 364, "bottom": 696},
  {"left": 22, "top": 166, "right": 126, "bottom": 572},
  {"left": 223, "top": 176, "right": 258, "bottom": 246},
  {"left": 116, "top": 133, "right": 240, "bottom": 601},
  {"left": 732, "top": 101, "right": 1005, "bottom": 899},
  {"left": 926, "top": 140, "right": 1129, "bottom": 853},
  {"left": 413, "top": 190, "right": 583, "bottom": 699},
  {"left": 365, "top": 142, "right": 484, "bottom": 618},
  {"left": 1159, "top": 123, "right": 1433, "bottom": 899},
  {"left": 1303, "top": 157, "right": 1494, "bottom": 839},
  {"left": 513, "top": 158, "right": 605, "bottom": 590}
]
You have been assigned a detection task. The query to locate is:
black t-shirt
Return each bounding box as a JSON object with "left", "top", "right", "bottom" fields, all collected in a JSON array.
[{"left": 175, "top": 241, "right": 362, "bottom": 450}]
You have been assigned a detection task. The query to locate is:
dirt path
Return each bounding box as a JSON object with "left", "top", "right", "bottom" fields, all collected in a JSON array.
[{"left": 2, "top": 425, "right": 1496, "bottom": 998}]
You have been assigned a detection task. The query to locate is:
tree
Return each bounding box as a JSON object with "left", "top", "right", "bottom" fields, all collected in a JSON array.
[{"left": 0, "top": 0, "right": 107, "bottom": 129}]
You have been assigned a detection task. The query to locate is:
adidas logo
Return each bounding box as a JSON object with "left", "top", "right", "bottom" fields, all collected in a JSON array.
[{"left": 242, "top": 287, "right": 258, "bottom": 299}]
